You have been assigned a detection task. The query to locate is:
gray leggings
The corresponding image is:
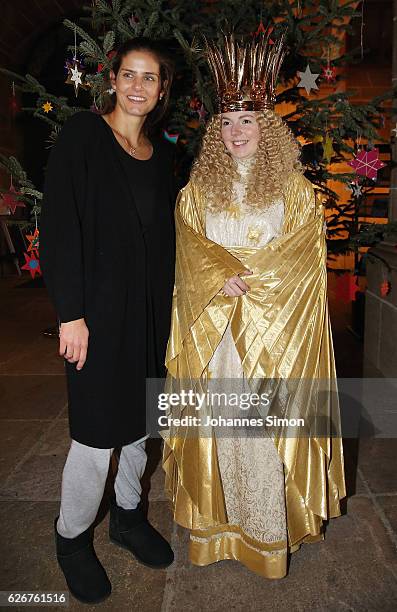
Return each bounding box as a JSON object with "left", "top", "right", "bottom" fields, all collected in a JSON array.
[{"left": 56, "top": 436, "right": 148, "bottom": 539}]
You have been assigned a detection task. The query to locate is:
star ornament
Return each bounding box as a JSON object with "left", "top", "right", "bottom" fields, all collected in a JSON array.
[
  {"left": 323, "top": 134, "right": 335, "bottom": 164},
  {"left": 65, "top": 60, "right": 85, "bottom": 97},
  {"left": 348, "top": 148, "right": 386, "bottom": 181},
  {"left": 21, "top": 251, "right": 41, "bottom": 279},
  {"left": 26, "top": 228, "right": 40, "bottom": 252},
  {"left": 42, "top": 101, "right": 53, "bottom": 113},
  {"left": 297, "top": 65, "right": 320, "bottom": 95},
  {"left": 349, "top": 182, "right": 363, "bottom": 198},
  {"left": 197, "top": 103, "right": 207, "bottom": 123},
  {"left": 321, "top": 64, "right": 336, "bottom": 83},
  {"left": 252, "top": 22, "right": 274, "bottom": 43},
  {"left": 1, "top": 185, "right": 25, "bottom": 214}
]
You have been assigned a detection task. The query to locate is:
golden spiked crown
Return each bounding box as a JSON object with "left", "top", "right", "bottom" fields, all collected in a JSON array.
[{"left": 205, "top": 30, "right": 287, "bottom": 113}]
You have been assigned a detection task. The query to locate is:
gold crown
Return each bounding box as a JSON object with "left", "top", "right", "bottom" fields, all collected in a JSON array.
[{"left": 205, "top": 30, "right": 287, "bottom": 113}]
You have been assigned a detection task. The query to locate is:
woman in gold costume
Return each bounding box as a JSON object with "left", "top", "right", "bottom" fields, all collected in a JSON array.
[{"left": 161, "top": 33, "right": 346, "bottom": 579}]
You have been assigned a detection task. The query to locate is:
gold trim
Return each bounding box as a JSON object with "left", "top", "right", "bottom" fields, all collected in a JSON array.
[
  {"left": 188, "top": 523, "right": 325, "bottom": 578},
  {"left": 191, "top": 523, "right": 287, "bottom": 553},
  {"left": 189, "top": 528, "right": 288, "bottom": 579}
]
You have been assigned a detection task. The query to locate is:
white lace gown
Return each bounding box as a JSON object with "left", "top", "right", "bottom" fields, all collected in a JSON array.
[{"left": 192, "top": 159, "right": 288, "bottom": 565}]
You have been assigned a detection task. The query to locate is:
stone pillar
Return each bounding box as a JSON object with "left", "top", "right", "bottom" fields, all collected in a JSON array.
[{"left": 363, "top": 0, "right": 397, "bottom": 376}]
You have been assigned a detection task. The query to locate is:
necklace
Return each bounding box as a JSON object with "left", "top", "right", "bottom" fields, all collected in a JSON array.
[{"left": 109, "top": 124, "right": 140, "bottom": 157}]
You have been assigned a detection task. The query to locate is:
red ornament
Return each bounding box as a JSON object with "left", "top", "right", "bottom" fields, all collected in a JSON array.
[
  {"left": 348, "top": 148, "right": 386, "bottom": 181},
  {"left": 26, "top": 228, "right": 40, "bottom": 253},
  {"left": 9, "top": 82, "right": 21, "bottom": 118},
  {"left": 335, "top": 273, "right": 360, "bottom": 304},
  {"left": 197, "top": 103, "right": 207, "bottom": 122},
  {"left": 252, "top": 22, "right": 274, "bottom": 43},
  {"left": 189, "top": 96, "right": 201, "bottom": 111},
  {"left": 380, "top": 280, "right": 391, "bottom": 297},
  {"left": 97, "top": 50, "right": 117, "bottom": 73},
  {"left": 321, "top": 64, "right": 336, "bottom": 83},
  {"left": 21, "top": 252, "right": 41, "bottom": 279},
  {"left": 1, "top": 185, "right": 25, "bottom": 214}
]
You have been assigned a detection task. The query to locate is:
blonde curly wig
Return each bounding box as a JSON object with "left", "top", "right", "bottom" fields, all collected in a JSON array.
[{"left": 190, "top": 109, "right": 302, "bottom": 212}]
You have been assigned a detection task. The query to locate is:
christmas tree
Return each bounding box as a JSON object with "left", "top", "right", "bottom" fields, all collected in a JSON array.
[{"left": 1, "top": 0, "right": 396, "bottom": 275}]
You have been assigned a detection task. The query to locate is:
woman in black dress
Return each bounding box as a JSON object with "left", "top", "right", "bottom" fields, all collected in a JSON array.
[{"left": 40, "top": 38, "right": 176, "bottom": 604}]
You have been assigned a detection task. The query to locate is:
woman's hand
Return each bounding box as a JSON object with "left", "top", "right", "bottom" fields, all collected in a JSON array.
[
  {"left": 59, "top": 318, "right": 89, "bottom": 371},
  {"left": 221, "top": 270, "right": 253, "bottom": 297}
]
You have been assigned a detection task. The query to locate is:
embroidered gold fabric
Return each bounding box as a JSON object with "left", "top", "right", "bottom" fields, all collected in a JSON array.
[{"left": 161, "top": 169, "right": 346, "bottom": 579}]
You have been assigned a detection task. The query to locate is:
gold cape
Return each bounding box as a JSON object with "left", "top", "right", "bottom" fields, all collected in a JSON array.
[{"left": 162, "top": 170, "right": 346, "bottom": 559}]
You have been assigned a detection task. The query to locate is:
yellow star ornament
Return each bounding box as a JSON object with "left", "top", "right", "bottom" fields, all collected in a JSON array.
[
  {"left": 323, "top": 134, "right": 335, "bottom": 164},
  {"left": 42, "top": 101, "right": 53, "bottom": 113}
]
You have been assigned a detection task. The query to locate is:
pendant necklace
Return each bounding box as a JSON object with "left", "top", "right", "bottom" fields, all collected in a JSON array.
[{"left": 110, "top": 124, "right": 139, "bottom": 157}]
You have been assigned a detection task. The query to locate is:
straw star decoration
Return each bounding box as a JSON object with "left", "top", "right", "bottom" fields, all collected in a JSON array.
[{"left": 42, "top": 101, "right": 53, "bottom": 113}]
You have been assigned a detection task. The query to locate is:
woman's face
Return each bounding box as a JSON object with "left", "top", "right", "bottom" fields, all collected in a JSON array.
[
  {"left": 221, "top": 111, "right": 260, "bottom": 160},
  {"left": 110, "top": 50, "right": 163, "bottom": 118}
]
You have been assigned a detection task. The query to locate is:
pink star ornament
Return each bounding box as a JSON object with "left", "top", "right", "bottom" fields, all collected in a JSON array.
[{"left": 348, "top": 148, "right": 386, "bottom": 181}]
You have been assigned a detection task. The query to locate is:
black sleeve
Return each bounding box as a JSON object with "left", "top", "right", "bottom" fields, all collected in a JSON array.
[{"left": 40, "top": 111, "right": 95, "bottom": 323}]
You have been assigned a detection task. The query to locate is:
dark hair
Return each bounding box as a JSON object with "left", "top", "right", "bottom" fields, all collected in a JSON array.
[{"left": 104, "top": 37, "right": 174, "bottom": 132}]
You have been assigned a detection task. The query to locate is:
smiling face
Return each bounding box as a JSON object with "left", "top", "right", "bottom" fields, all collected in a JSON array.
[
  {"left": 110, "top": 50, "right": 164, "bottom": 118},
  {"left": 221, "top": 111, "right": 260, "bottom": 160}
]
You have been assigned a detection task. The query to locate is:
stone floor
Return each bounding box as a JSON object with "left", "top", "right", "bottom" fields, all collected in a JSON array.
[{"left": 0, "top": 275, "right": 396, "bottom": 612}]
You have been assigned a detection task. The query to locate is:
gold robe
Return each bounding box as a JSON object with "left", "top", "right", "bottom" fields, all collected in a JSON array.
[{"left": 161, "top": 170, "right": 346, "bottom": 578}]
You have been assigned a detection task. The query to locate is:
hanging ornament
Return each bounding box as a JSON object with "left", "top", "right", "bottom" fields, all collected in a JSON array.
[
  {"left": 97, "top": 50, "right": 117, "bottom": 73},
  {"left": 252, "top": 22, "right": 274, "bottom": 43},
  {"left": 21, "top": 252, "right": 41, "bottom": 279},
  {"left": 26, "top": 228, "right": 40, "bottom": 253},
  {"left": 66, "top": 61, "right": 84, "bottom": 97},
  {"left": 348, "top": 148, "right": 386, "bottom": 181},
  {"left": 26, "top": 209, "right": 40, "bottom": 253},
  {"left": 1, "top": 181, "right": 25, "bottom": 215},
  {"left": 348, "top": 181, "right": 363, "bottom": 198},
  {"left": 65, "top": 27, "right": 85, "bottom": 97},
  {"left": 128, "top": 13, "right": 140, "bottom": 32},
  {"left": 42, "top": 101, "right": 53, "bottom": 113},
  {"left": 9, "top": 81, "right": 20, "bottom": 118},
  {"left": 321, "top": 64, "right": 336, "bottom": 83},
  {"left": 163, "top": 130, "right": 179, "bottom": 145},
  {"left": 189, "top": 96, "right": 201, "bottom": 111},
  {"left": 197, "top": 103, "right": 207, "bottom": 122},
  {"left": 380, "top": 280, "right": 391, "bottom": 297},
  {"left": 321, "top": 47, "right": 336, "bottom": 83},
  {"left": 392, "top": 123, "right": 397, "bottom": 138},
  {"left": 335, "top": 273, "right": 360, "bottom": 304},
  {"left": 297, "top": 65, "right": 320, "bottom": 95},
  {"left": 323, "top": 134, "right": 335, "bottom": 164}
]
